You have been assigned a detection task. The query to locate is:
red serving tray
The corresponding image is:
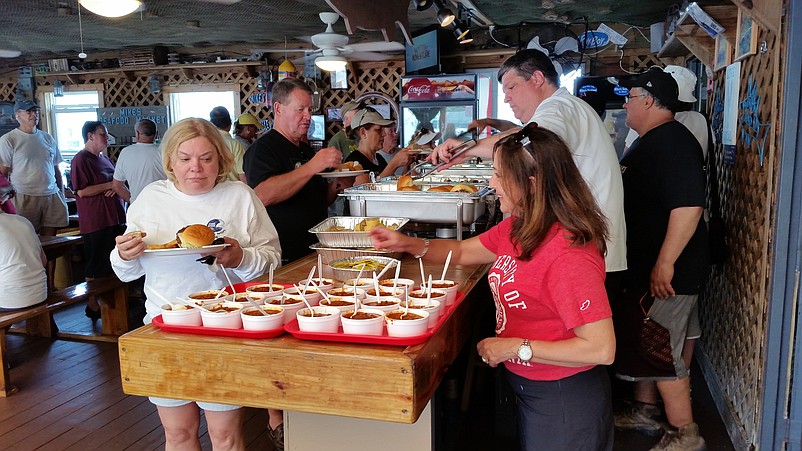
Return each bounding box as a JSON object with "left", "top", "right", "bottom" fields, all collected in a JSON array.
[
  {"left": 283, "top": 292, "right": 464, "bottom": 346},
  {"left": 151, "top": 315, "right": 285, "bottom": 339}
]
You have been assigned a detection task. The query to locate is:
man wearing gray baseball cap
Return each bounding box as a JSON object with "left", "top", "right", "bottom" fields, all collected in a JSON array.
[{"left": 0, "top": 99, "right": 69, "bottom": 236}]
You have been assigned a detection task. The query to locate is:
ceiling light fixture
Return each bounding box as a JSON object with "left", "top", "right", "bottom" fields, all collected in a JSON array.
[
  {"left": 315, "top": 55, "right": 347, "bottom": 72},
  {"left": 148, "top": 74, "right": 161, "bottom": 94},
  {"left": 77, "top": 2, "right": 87, "bottom": 59},
  {"left": 79, "top": 0, "right": 141, "bottom": 18},
  {"left": 413, "top": 0, "right": 434, "bottom": 11},
  {"left": 53, "top": 80, "right": 65, "bottom": 97},
  {"left": 434, "top": 0, "right": 455, "bottom": 27},
  {"left": 452, "top": 19, "right": 473, "bottom": 44}
]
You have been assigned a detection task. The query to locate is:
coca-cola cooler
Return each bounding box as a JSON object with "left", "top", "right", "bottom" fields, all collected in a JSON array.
[{"left": 400, "top": 74, "right": 477, "bottom": 147}]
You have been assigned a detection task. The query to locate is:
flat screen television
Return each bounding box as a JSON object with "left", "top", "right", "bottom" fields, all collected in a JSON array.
[
  {"left": 575, "top": 75, "right": 638, "bottom": 110},
  {"left": 308, "top": 114, "right": 325, "bottom": 142},
  {"left": 405, "top": 25, "right": 441, "bottom": 75}
]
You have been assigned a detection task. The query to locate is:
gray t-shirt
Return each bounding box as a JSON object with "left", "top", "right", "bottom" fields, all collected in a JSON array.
[
  {"left": 112, "top": 142, "right": 167, "bottom": 203},
  {"left": 0, "top": 128, "right": 62, "bottom": 196}
]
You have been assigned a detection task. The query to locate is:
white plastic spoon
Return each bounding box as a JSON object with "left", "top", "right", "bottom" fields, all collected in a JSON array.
[{"left": 441, "top": 250, "right": 452, "bottom": 281}]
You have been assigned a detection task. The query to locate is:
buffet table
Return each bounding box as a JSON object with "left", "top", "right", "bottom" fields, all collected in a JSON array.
[{"left": 118, "top": 253, "right": 490, "bottom": 450}]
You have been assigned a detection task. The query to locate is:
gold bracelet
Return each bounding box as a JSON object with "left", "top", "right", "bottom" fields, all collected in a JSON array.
[{"left": 413, "top": 238, "right": 430, "bottom": 259}]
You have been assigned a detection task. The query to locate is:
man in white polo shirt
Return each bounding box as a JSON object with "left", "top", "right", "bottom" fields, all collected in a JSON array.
[{"left": 0, "top": 99, "right": 68, "bottom": 236}]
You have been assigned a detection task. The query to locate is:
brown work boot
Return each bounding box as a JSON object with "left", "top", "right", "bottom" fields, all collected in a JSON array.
[
  {"left": 614, "top": 402, "right": 663, "bottom": 436},
  {"left": 650, "top": 422, "right": 706, "bottom": 451}
]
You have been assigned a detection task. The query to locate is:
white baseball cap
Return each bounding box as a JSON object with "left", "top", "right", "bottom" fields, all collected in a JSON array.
[{"left": 663, "top": 65, "right": 697, "bottom": 103}]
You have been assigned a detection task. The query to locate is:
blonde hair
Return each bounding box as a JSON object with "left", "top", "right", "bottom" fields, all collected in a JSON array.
[{"left": 161, "top": 118, "right": 234, "bottom": 185}]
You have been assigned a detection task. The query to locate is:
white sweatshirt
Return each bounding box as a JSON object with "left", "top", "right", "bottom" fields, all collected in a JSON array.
[{"left": 110, "top": 180, "right": 281, "bottom": 322}]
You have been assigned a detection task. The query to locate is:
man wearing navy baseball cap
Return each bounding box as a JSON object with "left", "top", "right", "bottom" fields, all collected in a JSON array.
[
  {"left": 0, "top": 98, "right": 69, "bottom": 235},
  {"left": 613, "top": 66, "right": 709, "bottom": 451}
]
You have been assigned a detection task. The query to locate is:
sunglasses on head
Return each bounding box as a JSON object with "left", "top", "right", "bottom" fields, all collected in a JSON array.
[{"left": 497, "top": 122, "right": 540, "bottom": 153}]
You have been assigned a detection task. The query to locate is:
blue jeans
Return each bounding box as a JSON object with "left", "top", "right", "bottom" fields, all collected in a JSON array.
[{"left": 506, "top": 365, "right": 614, "bottom": 451}]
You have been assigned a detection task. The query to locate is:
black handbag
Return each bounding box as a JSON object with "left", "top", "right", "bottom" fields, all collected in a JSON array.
[
  {"left": 706, "top": 120, "right": 729, "bottom": 265},
  {"left": 637, "top": 294, "right": 675, "bottom": 374}
]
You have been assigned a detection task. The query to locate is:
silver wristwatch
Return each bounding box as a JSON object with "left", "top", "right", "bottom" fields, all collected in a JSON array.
[{"left": 517, "top": 339, "right": 533, "bottom": 361}]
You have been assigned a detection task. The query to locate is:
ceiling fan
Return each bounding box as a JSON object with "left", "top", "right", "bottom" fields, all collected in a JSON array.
[{"left": 303, "top": 12, "right": 405, "bottom": 71}]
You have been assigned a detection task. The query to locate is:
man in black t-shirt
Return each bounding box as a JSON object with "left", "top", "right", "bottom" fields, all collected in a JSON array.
[
  {"left": 243, "top": 78, "right": 350, "bottom": 264},
  {"left": 613, "top": 68, "right": 709, "bottom": 451}
]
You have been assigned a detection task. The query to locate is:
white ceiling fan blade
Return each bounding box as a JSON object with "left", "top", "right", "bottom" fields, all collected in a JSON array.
[
  {"left": 346, "top": 51, "right": 397, "bottom": 62},
  {"left": 342, "top": 41, "right": 404, "bottom": 53},
  {"left": 0, "top": 50, "right": 22, "bottom": 58}
]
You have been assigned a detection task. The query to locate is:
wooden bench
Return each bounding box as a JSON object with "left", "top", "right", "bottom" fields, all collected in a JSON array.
[{"left": 0, "top": 276, "right": 129, "bottom": 396}]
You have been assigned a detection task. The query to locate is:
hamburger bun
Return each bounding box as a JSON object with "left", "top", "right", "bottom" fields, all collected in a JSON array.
[
  {"left": 451, "top": 183, "right": 478, "bottom": 193},
  {"left": 397, "top": 186, "right": 422, "bottom": 191},
  {"left": 397, "top": 175, "right": 414, "bottom": 189},
  {"left": 176, "top": 224, "right": 216, "bottom": 249},
  {"left": 427, "top": 185, "right": 454, "bottom": 192}
]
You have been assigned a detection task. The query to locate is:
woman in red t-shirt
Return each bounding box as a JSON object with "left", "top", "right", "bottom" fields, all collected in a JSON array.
[{"left": 370, "top": 122, "right": 616, "bottom": 451}]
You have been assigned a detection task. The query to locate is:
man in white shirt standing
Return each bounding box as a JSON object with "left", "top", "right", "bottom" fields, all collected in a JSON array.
[
  {"left": 436, "top": 49, "right": 627, "bottom": 286},
  {"left": 112, "top": 119, "right": 166, "bottom": 204},
  {"left": 210, "top": 106, "right": 247, "bottom": 182},
  {"left": 0, "top": 99, "right": 68, "bottom": 237}
]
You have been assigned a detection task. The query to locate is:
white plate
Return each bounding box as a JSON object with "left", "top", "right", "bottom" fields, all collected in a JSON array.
[
  {"left": 317, "top": 170, "right": 369, "bottom": 178},
  {"left": 144, "top": 243, "right": 230, "bottom": 256}
]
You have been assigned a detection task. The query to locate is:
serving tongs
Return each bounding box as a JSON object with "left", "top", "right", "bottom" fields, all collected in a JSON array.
[{"left": 411, "top": 138, "right": 477, "bottom": 180}]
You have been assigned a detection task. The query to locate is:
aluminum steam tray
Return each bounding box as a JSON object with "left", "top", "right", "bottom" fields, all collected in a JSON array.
[
  {"left": 309, "top": 216, "right": 409, "bottom": 248},
  {"left": 341, "top": 183, "right": 493, "bottom": 225},
  {"left": 309, "top": 243, "right": 402, "bottom": 265}
]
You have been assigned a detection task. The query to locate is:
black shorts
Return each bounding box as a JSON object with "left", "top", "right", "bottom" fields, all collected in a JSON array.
[{"left": 83, "top": 225, "right": 125, "bottom": 278}]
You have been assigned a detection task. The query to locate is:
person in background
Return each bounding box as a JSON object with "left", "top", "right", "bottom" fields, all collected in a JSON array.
[
  {"left": 327, "top": 100, "right": 362, "bottom": 160},
  {"left": 244, "top": 78, "right": 350, "bottom": 264},
  {"left": 112, "top": 119, "right": 166, "bottom": 204},
  {"left": 0, "top": 210, "right": 47, "bottom": 311},
  {"left": 111, "top": 118, "right": 281, "bottom": 451},
  {"left": 345, "top": 109, "right": 412, "bottom": 185},
  {"left": 0, "top": 172, "right": 16, "bottom": 213},
  {"left": 371, "top": 123, "right": 616, "bottom": 451},
  {"left": 70, "top": 121, "right": 126, "bottom": 322},
  {"left": 623, "top": 65, "right": 711, "bottom": 160},
  {"left": 0, "top": 99, "right": 69, "bottom": 290},
  {"left": 376, "top": 124, "right": 405, "bottom": 175},
  {"left": 613, "top": 68, "right": 709, "bottom": 451},
  {"left": 233, "top": 113, "right": 263, "bottom": 149},
  {"left": 210, "top": 106, "right": 247, "bottom": 183},
  {"left": 433, "top": 49, "right": 627, "bottom": 300}
]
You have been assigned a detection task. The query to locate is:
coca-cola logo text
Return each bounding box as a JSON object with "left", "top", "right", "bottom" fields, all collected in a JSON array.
[{"left": 407, "top": 85, "right": 431, "bottom": 96}]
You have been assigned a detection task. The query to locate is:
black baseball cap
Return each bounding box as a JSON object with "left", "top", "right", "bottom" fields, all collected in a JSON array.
[{"left": 620, "top": 68, "right": 679, "bottom": 108}]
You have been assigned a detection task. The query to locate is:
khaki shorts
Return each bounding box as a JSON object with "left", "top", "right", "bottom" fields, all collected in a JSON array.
[{"left": 13, "top": 192, "right": 68, "bottom": 231}]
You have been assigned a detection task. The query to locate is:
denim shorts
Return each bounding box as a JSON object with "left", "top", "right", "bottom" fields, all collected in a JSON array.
[{"left": 148, "top": 397, "right": 241, "bottom": 412}]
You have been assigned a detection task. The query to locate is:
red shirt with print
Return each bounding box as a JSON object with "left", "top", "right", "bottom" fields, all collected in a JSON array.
[{"left": 479, "top": 218, "right": 612, "bottom": 381}]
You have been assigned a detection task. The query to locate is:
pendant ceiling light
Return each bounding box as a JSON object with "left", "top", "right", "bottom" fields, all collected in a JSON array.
[{"left": 79, "top": 0, "right": 141, "bottom": 18}]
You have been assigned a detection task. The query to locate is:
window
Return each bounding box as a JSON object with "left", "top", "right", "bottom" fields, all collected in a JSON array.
[
  {"left": 165, "top": 84, "right": 240, "bottom": 125},
  {"left": 42, "top": 88, "right": 103, "bottom": 162}
]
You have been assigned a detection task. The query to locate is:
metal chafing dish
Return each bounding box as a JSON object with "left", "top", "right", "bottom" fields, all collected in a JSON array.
[{"left": 341, "top": 181, "right": 494, "bottom": 240}]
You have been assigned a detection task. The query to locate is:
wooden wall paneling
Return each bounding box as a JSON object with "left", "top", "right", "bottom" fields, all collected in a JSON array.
[{"left": 703, "top": 24, "right": 779, "bottom": 447}]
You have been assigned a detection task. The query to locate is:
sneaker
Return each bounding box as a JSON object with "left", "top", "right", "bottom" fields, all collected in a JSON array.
[
  {"left": 650, "top": 422, "right": 706, "bottom": 451},
  {"left": 614, "top": 402, "right": 663, "bottom": 436},
  {"left": 267, "top": 422, "right": 284, "bottom": 451}
]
